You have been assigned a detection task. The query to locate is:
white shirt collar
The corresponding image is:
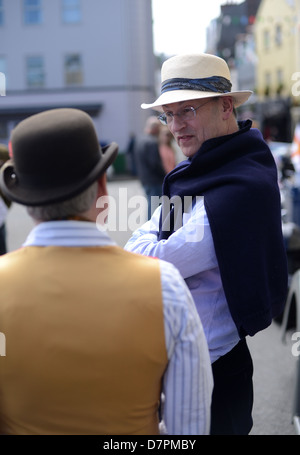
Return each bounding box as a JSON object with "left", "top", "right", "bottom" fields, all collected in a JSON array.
[{"left": 23, "top": 220, "right": 116, "bottom": 247}]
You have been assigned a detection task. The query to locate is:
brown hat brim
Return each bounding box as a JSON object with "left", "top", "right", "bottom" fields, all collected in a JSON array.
[{"left": 0, "top": 142, "right": 118, "bottom": 206}]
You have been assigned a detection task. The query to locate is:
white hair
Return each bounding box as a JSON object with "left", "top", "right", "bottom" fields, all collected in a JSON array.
[{"left": 26, "top": 181, "right": 98, "bottom": 222}]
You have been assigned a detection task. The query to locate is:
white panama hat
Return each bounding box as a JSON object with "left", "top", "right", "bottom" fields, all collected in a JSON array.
[{"left": 142, "top": 53, "right": 253, "bottom": 112}]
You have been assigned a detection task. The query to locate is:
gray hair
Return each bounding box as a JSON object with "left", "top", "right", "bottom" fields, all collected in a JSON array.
[{"left": 26, "top": 181, "right": 98, "bottom": 222}]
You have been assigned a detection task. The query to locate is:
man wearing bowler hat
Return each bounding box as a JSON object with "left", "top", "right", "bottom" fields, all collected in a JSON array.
[
  {"left": 125, "top": 53, "right": 288, "bottom": 435},
  {"left": 0, "top": 143, "right": 11, "bottom": 254},
  {"left": 0, "top": 108, "right": 213, "bottom": 435}
]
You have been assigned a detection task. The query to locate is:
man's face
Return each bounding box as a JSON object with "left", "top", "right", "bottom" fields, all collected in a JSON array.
[{"left": 162, "top": 98, "right": 225, "bottom": 158}]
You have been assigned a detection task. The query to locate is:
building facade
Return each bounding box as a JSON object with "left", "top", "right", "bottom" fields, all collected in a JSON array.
[
  {"left": 0, "top": 0, "right": 156, "bottom": 160},
  {"left": 215, "top": 0, "right": 261, "bottom": 64},
  {"left": 254, "top": 0, "right": 300, "bottom": 140},
  {"left": 205, "top": 0, "right": 300, "bottom": 141},
  {"left": 205, "top": 1, "right": 261, "bottom": 123}
]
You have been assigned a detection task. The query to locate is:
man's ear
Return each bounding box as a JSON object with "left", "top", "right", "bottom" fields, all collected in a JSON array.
[
  {"left": 221, "top": 96, "right": 234, "bottom": 119},
  {"left": 97, "top": 173, "right": 108, "bottom": 197}
]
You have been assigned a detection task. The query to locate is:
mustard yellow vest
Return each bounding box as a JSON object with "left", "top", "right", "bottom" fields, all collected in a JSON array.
[{"left": 0, "top": 245, "right": 167, "bottom": 435}]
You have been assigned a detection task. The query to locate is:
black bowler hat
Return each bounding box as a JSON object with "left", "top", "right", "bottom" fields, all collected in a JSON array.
[{"left": 0, "top": 108, "right": 118, "bottom": 206}]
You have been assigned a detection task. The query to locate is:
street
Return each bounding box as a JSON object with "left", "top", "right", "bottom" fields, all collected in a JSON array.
[
  {"left": 5, "top": 177, "right": 299, "bottom": 436},
  {"left": 248, "top": 322, "right": 297, "bottom": 435}
]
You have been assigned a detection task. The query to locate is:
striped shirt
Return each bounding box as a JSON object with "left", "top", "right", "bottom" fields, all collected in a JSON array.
[
  {"left": 124, "top": 197, "right": 240, "bottom": 363},
  {"left": 23, "top": 221, "right": 213, "bottom": 435}
]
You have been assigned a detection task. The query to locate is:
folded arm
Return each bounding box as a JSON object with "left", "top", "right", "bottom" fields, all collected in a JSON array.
[{"left": 125, "top": 198, "right": 217, "bottom": 279}]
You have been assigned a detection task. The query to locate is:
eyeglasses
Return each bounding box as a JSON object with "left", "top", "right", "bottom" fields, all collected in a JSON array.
[{"left": 158, "top": 99, "right": 212, "bottom": 126}]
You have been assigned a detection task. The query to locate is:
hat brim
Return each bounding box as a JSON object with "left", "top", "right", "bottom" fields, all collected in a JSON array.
[
  {"left": 141, "top": 89, "right": 253, "bottom": 112},
  {"left": 0, "top": 142, "right": 118, "bottom": 206}
]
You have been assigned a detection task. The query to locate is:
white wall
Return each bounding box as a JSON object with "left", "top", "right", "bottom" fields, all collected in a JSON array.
[{"left": 0, "top": 0, "right": 156, "bottom": 151}]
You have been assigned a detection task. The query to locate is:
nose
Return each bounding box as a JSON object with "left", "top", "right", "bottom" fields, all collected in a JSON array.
[{"left": 170, "top": 114, "right": 186, "bottom": 132}]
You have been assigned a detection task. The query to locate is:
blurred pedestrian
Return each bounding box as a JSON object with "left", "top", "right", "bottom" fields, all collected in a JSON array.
[
  {"left": 125, "top": 53, "right": 288, "bottom": 435},
  {"left": 135, "top": 116, "right": 166, "bottom": 218},
  {"left": 158, "top": 125, "right": 177, "bottom": 174},
  {"left": 0, "top": 108, "right": 213, "bottom": 435},
  {"left": 126, "top": 132, "right": 137, "bottom": 176}
]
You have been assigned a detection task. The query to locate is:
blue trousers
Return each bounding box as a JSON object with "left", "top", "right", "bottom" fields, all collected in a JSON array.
[{"left": 210, "top": 338, "right": 254, "bottom": 435}]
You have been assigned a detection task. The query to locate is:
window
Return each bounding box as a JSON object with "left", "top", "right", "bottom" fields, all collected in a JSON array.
[
  {"left": 264, "top": 72, "right": 271, "bottom": 96},
  {"left": 24, "top": 0, "right": 43, "bottom": 25},
  {"left": 0, "top": 0, "right": 4, "bottom": 26},
  {"left": 26, "top": 56, "right": 45, "bottom": 88},
  {"left": 276, "top": 68, "right": 284, "bottom": 95},
  {"left": 64, "top": 54, "right": 83, "bottom": 85},
  {"left": 265, "top": 72, "right": 271, "bottom": 86},
  {"left": 277, "top": 69, "right": 283, "bottom": 85},
  {"left": 62, "top": 0, "right": 81, "bottom": 24},
  {"left": 275, "top": 25, "right": 282, "bottom": 46},
  {"left": 263, "top": 29, "right": 270, "bottom": 50}
]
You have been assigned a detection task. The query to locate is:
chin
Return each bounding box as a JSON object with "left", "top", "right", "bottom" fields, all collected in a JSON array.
[{"left": 182, "top": 148, "right": 197, "bottom": 158}]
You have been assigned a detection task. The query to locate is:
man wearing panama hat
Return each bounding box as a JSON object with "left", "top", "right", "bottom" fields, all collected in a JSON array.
[
  {"left": 0, "top": 108, "right": 213, "bottom": 435},
  {"left": 125, "top": 53, "right": 288, "bottom": 435}
]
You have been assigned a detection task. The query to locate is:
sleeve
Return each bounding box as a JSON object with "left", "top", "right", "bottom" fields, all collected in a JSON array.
[
  {"left": 124, "top": 197, "right": 218, "bottom": 279},
  {"left": 158, "top": 259, "right": 213, "bottom": 435}
]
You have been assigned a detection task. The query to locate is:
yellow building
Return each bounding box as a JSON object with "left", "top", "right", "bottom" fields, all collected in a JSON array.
[
  {"left": 255, "top": 0, "right": 300, "bottom": 103},
  {"left": 254, "top": 0, "right": 300, "bottom": 139}
]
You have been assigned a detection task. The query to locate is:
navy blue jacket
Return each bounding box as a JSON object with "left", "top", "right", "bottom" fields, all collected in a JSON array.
[{"left": 159, "top": 120, "right": 288, "bottom": 338}]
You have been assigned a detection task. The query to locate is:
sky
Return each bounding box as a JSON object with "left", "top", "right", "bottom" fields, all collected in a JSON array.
[{"left": 152, "top": 0, "right": 243, "bottom": 55}]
